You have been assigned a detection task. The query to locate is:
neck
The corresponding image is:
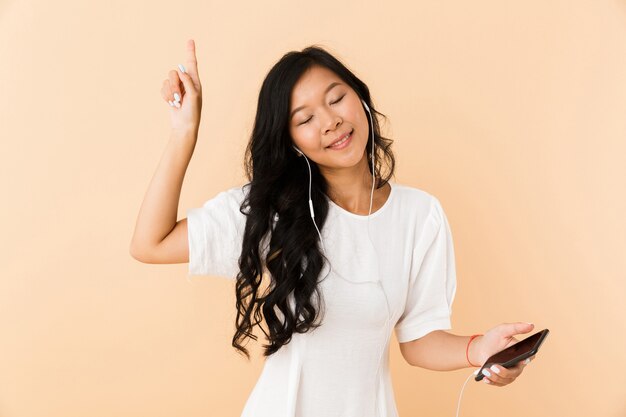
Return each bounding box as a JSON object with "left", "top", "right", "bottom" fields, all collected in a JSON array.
[{"left": 320, "top": 153, "right": 377, "bottom": 214}]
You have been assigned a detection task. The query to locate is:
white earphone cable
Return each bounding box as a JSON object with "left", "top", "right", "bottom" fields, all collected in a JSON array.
[
  {"left": 456, "top": 370, "right": 479, "bottom": 417},
  {"left": 364, "top": 101, "right": 375, "bottom": 258},
  {"left": 302, "top": 154, "right": 326, "bottom": 253}
]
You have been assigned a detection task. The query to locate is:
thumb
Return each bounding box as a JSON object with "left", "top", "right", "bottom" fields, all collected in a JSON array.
[{"left": 504, "top": 322, "right": 534, "bottom": 336}]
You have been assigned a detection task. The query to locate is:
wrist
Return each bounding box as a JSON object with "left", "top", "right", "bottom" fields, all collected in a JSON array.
[
  {"left": 171, "top": 126, "right": 198, "bottom": 139},
  {"left": 170, "top": 128, "right": 198, "bottom": 149},
  {"left": 467, "top": 334, "right": 484, "bottom": 367}
]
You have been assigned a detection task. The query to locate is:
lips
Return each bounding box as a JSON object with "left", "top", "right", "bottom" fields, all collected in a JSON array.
[{"left": 327, "top": 129, "right": 353, "bottom": 148}]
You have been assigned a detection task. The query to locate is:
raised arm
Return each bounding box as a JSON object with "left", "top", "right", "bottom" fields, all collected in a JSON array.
[
  {"left": 129, "top": 131, "right": 196, "bottom": 264},
  {"left": 129, "top": 39, "right": 203, "bottom": 264}
]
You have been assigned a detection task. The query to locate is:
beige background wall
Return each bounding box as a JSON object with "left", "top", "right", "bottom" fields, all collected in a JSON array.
[{"left": 1, "top": 0, "right": 625, "bottom": 416}]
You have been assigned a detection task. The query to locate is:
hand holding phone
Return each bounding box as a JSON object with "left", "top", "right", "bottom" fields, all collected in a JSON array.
[{"left": 475, "top": 328, "right": 549, "bottom": 381}]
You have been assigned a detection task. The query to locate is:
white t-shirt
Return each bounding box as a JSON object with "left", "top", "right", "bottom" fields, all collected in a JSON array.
[{"left": 186, "top": 180, "right": 457, "bottom": 417}]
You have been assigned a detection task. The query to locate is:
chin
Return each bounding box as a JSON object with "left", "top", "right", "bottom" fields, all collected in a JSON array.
[{"left": 321, "top": 148, "right": 368, "bottom": 170}]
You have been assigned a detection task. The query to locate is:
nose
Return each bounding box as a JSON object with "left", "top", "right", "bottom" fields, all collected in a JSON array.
[{"left": 321, "top": 109, "right": 342, "bottom": 135}]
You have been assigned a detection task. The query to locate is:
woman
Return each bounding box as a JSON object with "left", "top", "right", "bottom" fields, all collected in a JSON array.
[{"left": 130, "top": 39, "right": 536, "bottom": 417}]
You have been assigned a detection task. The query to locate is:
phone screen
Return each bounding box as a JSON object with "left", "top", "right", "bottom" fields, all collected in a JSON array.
[{"left": 475, "top": 328, "right": 549, "bottom": 381}]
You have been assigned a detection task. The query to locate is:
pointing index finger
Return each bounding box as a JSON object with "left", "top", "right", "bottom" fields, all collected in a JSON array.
[
  {"left": 187, "top": 39, "right": 196, "bottom": 62},
  {"left": 186, "top": 39, "right": 197, "bottom": 67},
  {"left": 182, "top": 39, "right": 200, "bottom": 88}
]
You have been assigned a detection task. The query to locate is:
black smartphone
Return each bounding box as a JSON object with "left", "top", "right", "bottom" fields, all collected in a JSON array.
[{"left": 474, "top": 328, "right": 549, "bottom": 381}]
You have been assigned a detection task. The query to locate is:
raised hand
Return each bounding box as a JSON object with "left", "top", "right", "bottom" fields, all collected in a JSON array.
[{"left": 160, "top": 39, "right": 203, "bottom": 133}]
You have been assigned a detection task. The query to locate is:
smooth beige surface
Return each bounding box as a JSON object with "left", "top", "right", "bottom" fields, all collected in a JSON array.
[{"left": 1, "top": 0, "right": 625, "bottom": 416}]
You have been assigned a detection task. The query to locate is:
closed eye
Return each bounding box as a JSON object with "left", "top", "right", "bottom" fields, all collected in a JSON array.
[
  {"left": 298, "top": 94, "right": 346, "bottom": 126},
  {"left": 333, "top": 94, "right": 345, "bottom": 104}
]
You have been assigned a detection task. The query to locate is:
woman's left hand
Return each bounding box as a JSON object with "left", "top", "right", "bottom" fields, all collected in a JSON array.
[{"left": 473, "top": 322, "right": 537, "bottom": 387}]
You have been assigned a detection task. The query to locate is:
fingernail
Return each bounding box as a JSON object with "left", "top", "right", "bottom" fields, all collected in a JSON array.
[
  {"left": 178, "top": 63, "right": 186, "bottom": 73},
  {"left": 525, "top": 322, "right": 534, "bottom": 326},
  {"left": 174, "top": 92, "right": 181, "bottom": 102},
  {"left": 490, "top": 365, "right": 500, "bottom": 374},
  {"left": 482, "top": 369, "right": 491, "bottom": 378},
  {"left": 524, "top": 358, "right": 530, "bottom": 365},
  {"left": 484, "top": 378, "right": 491, "bottom": 384},
  {"left": 168, "top": 100, "right": 174, "bottom": 107},
  {"left": 174, "top": 101, "right": 180, "bottom": 108}
]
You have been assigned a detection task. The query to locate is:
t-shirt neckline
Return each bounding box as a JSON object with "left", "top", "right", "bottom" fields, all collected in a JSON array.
[{"left": 326, "top": 181, "right": 395, "bottom": 220}]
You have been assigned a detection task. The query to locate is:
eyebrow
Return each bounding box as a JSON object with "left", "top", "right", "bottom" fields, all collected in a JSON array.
[{"left": 290, "top": 81, "right": 343, "bottom": 120}]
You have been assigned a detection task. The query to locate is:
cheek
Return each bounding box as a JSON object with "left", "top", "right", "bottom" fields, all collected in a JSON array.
[
  {"left": 344, "top": 99, "right": 367, "bottom": 130},
  {"left": 294, "top": 127, "right": 320, "bottom": 149},
  {"left": 346, "top": 110, "right": 368, "bottom": 143}
]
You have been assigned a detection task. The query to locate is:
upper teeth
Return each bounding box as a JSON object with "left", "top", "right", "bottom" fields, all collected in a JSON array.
[{"left": 331, "top": 132, "right": 351, "bottom": 147}]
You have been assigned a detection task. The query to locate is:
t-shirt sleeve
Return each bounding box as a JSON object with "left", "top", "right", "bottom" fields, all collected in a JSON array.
[
  {"left": 186, "top": 186, "right": 246, "bottom": 279},
  {"left": 394, "top": 196, "right": 457, "bottom": 343}
]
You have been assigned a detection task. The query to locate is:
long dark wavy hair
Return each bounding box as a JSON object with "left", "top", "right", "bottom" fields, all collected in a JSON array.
[{"left": 232, "top": 45, "right": 396, "bottom": 360}]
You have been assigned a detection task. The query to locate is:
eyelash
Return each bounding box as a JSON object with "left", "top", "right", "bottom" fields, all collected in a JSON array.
[{"left": 299, "top": 95, "right": 345, "bottom": 125}]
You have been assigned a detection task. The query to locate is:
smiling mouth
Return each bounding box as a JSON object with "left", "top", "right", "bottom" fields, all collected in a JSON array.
[{"left": 327, "top": 129, "right": 353, "bottom": 148}]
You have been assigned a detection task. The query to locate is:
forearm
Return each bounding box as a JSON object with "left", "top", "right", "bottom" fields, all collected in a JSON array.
[
  {"left": 129, "top": 128, "right": 197, "bottom": 254},
  {"left": 406, "top": 330, "right": 483, "bottom": 371}
]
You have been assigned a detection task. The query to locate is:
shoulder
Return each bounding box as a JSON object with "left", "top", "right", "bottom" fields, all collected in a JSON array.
[
  {"left": 390, "top": 182, "right": 443, "bottom": 220},
  {"left": 390, "top": 184, "right": 452, "bottom": 253}
]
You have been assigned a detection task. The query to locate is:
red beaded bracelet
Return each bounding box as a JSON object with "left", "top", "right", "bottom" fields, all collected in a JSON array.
[{"left": 466, "top": 334, "right": 483, "bottom": 367}]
